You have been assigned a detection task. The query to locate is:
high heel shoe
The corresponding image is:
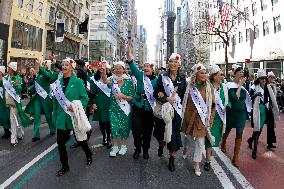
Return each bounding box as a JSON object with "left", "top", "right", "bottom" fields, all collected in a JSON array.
[
  {"left": 193, "top": 165, "right": 201, "bottom": 177},
  {"left": 182, "top": 147, "right": 189, "bottom": 159}
]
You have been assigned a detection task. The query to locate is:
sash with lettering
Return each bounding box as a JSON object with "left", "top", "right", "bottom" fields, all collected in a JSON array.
[
  {"left": 0, "top": 87, "right": 3, "bottom": 99},
  {"left": 189, "top": 85, "right": 208, "bottom": 127},
  {"left": 215, "top": 88, "right": 225, "bottom": 123},
  {"left": 226, "top": 82, "right": 252, "bottom": 112},
  {"left": 51, "top": 79, "right": 72, "bottom": 116},
  {"left": 112, "top": 79, "right": 131, "bottom": 116},
  {"left": 143, "top": 74, "right": 156, "bottom": 109},
  {"left": 35, "top": 81, "right": 48, "bottom": 99},
  {"left": 90, "top": 76, "right": 111, "bottom": 97},
  {"left": 161, "top": 75, "right": 183, "bottom": 118},
  {"left": 3, "top": 76, "right": 21, "bottom": 103}
]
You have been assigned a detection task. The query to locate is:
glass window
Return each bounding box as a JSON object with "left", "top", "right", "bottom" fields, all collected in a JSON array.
[
  {"left": 239, "top": 32, "right": 243, "bottom": 43},
  {"left": 260, "top": 0, "right": 267, "bottom": 11},
  {"left": 38, "top": 1, "right": 43, "bottom": 16},
  {"left": 17, "top": 0, "right": 23, "bottom": 8},
  {"left": 27, "top": 0, "right": 34, "bottom": 12},
  {"left": 254, "top": 25, "right": 259, "bottom": 39},
  {"left": 271, "top": 0, "right": 278, "bottom": 6},
  {"left": 252, "top": 2, "right": 257, "bottom": 16},
  {"left": 274, "top": 16, "right": 281, "bottom": 33},
  {"left": 49, "top": 7, "right": 55, "bottom": 24},
  {"left": 263, "top": 21, "right": 269, "bottom": 36},
  {"left": 246, "top": 29, "right": 250, "bottom": 41}
]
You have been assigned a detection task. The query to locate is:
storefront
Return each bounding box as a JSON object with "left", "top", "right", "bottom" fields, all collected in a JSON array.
[
  {"left": 0, "top": 23, "right": 9, "bottom": 66},
  {"left": 264, "top": 60, "right": 283, "bottom": 78}
]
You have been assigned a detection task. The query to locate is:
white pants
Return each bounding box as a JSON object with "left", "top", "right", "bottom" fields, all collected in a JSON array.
[
  {"left": 183, "top": 134, "right": 205, "bottom": 163},
  {"left": 10, "top": 107, "right": 24, "bottom": 144}
]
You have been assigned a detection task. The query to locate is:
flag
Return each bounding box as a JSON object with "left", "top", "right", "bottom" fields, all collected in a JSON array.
[
  {"left": 208, "top": 15, "right": 216, "bottom": 32},
  {"left": 221, "top": 3, "right": 231, "bottom": 30},
  {"left": 79, "top": 17, "right": 88, "bottom": 34}
]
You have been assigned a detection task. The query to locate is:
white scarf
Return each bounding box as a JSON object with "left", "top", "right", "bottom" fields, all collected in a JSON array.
[
  {"left": 143, "top": 74, "right": 156, "bottom": 109},
  {"left": 215, "top": 84, "right": 229, "bottom": 131},
  {"left": 226, "top": 82, "right": 252, "bottom": 112},
  {"left": 51, "top": 79, "right": 72, "bottom": 116},
  {"left": 252, "top": 84, "right": 264, "bottom": 131},
  {"left": 70, "top": 100, "right": 91, "bottom": 141},
  {"left": 3, "top": 76, "right": 21, "bottom": 103},
  {"left": 35, "top": 81, "right": 48, "bottom": 99},
  {"left": 162, "top": 102, "right": 174, "bottom": 143},
  {"left": 112, "top": 74, "right": 130, "bottom": 81},
  {"left": 112, "top": 78, "right": 131, "bottom": 116},
  {"left": 267, "top": 84, "right": 280, "bottom": 126},
  {"left": 0, "top": 87, "right": 3, "bottom": 99},
  {"left": 90, "top": 76, "right": 111, "bottom": 97},
  {"left": 161, "top": 75, "right": 183, "bottom": 118}
]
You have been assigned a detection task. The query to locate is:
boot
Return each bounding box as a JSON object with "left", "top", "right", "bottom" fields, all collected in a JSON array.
[
  {"left": 143, "top": 149, "right": 149, "bottom": 160},
  {"left": 168, "top": 156, "right": 175, "bottom": 172},
  {"left": 232, "top": 139, "right": 242, "bottom": 168},
  {"left": 102, "top": 134, "right": 107, "bottom": 146},
  {"left": 221, "top": 132, "right": 229, "bottom": 153},
  {"left": 133, "top": 149, "right": 141, "bottom": 159},
  {"left": 158, "top": 146, "right": 164, "bottom": 157},
  {"left": 247, "top": 137, "right": 253, "bottom": 149},
  {"left": 252, "top": 132, "right": 259, "bottom": 160},
  {"left": 106, "top": 134, "right": 112, "bottom": 149}
]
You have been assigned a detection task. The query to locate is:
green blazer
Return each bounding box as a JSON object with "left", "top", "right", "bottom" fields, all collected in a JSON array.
[{"left": 54, "top": 76, "right": 89, "bottom": 130}]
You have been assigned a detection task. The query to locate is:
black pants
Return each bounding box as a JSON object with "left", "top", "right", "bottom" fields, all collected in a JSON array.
[
  {"left": 131, "top": 106, "right": 154, "bottom": 151},
  {"left": 57, "top": 129, "right": 92, "bottom": 169},
  {"left": 99, "top": 121, "right": 111, "bottom": 138},
  {"left": 266, "top": 109, "right": 276, "bottom": 145}
]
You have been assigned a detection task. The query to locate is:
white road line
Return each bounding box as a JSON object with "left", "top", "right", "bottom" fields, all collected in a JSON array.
[
  {"left": 213, "top": 147, "right": 254, "bottom": 189},
  {"left": 91, "top": 144, "right": 104, "bottom": 148},
  {"left": 0, "top": 143, "right": 58, "bottom": 189},
  {"left": 202, "top": 151, "right": 235, "bottom": 189}
]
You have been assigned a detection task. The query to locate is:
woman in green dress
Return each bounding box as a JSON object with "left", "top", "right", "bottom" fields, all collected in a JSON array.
[
  {"left": 89, "top": 61, "right": 112, "bottom": 148},
  {"left": 101, "top": 61, "right": 135, "bottom": 157},
  {"left": 247, "top": 69, "right": 267, "bottom": 159},
  {"left": 221, "top": 64, "right": 251, "bottom": 168},
  {"left": 204, "top": 64, "right": 229, "bottom": 171},
  {"left": 0, "top": 66, "right": 10, "bottom": 138}
]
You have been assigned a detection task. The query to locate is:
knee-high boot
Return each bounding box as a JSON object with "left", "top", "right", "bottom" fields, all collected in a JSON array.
[
  {"left": 252, "top": 132, "right": 260, "bottom": 159},
  {"left": 221, "top": 132, "right": 229, "bottom": 153},
  {"left": 232, "top": 139, "right": 242, "bottom": 168}
]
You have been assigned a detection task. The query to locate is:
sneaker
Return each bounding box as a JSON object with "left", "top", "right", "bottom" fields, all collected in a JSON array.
[
  {"left": 110, "top": 146, "right": 119, "bottom": 157},
  {"left": 118, "top": 145, "right": 127, "bottom": 155}
]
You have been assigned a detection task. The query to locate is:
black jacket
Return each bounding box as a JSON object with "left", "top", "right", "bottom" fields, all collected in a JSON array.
[{"left": 76, "top": 67, "right": 88, "bottom": 88}]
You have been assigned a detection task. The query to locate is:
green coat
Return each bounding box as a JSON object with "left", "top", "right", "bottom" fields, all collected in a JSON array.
[
  {"left": 54, "top": 76, "right": 89, "bottom": 130},
  {"left": 89, "top": 77, "right": 110, "bottom": 122},
  {"left": 0, "top": 87, "right": 10, "bottom": 129},
  {"left": 0, "top": 75, "right": 33, "bottom": 127}
]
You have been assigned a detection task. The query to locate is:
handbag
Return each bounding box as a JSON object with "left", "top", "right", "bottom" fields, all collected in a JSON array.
[
  {"left": 153, "top": 102, "right": 163, "bottom": 119},
  {"left": 5, "top": 91, "right": 16, "bottom": 107}
]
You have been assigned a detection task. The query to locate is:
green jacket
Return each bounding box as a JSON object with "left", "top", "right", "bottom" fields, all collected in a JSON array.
[
  {"left": 54, "top": 76, "right": 89, "bottom": 130},
  {"left": 128, "top": 60, "right": 157, "bottom": 110},
  {"left": 0, "top": 75, "right": 33, "bottom": 127},
  {"left": 0, "top": 86, "right": 10, "bottom": 129}
]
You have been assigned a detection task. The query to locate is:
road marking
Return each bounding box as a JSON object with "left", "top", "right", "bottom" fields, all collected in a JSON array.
[
  {"left": 213, "top": 147, "right": 254, "bottom": 189},
  {"left": 91, "top": 144, "right": 104, "bottom": 148},
  {"left": 0, "top": 143, "right": 58, "bottom": 189},
  {"left": 202, "top": 150, "right": 235, "bottom": 189}
]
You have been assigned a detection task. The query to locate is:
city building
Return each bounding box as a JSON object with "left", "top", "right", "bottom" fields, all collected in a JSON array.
[
  {"left": 209, "top": 0, "right": 284, "bottom": 77},
  {"left": 45, "top": 0, "right": 87, "bottom": 61},
  {"left": 0, "top": 0, "right": 13, "bottom": 66},
  {"left": 137, "top": 25, "right": 148, "bottom": 64},
  {"left": 89, "top": 0, "right": 118, "bottom": 63},
  {"left": 7, "top": 0, "right": 48, "bottom": 70},
  {"left": 79, "top": 0, "right": 91, "bottom": 61}
]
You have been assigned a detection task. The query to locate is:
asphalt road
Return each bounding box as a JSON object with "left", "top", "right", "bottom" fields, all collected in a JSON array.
[{"left": 0, "top": 120, "right": 249, "bottom": 189}]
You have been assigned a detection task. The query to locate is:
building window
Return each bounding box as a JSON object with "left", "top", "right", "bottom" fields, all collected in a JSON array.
[
  {"left": 49, "top": 7, "right": 55, "bottom": 24},
  {"left": 271, "top": 0, "right": 278, "bottom": 6},
  {"left": 11, "top": 20, "right": 43, "bottom": 52},
  {"left": 239, "top": 32, "right": 243, "bottom": 43},
  {"left": 232, "top": 35, "right": 236, "bottom": 46},
  {"left": 252, "top": 2, "right": 257, "bottom": 16},
  {"left": 263, "top": 21, "right": 269, "bottom": 36},
  {"left": 246, "top": 29, "right": 250, "bottom": 41},
  {"left": 254, "top": 25, "right": 259, "bottom": 39},
  {"left": 65, "top": 17, "right": 69, "bottom": 32},
  {"left": 260, "top": 0, "right": 267, "bottom": 10},
  {"left": 86, "top": 1, "right": 89, "bottom": 9},
  {"left": 274, "top": 16, "right": 281, "bottom": 33},
  {"left": 27, "top": 0, "right": 34, "bottom": 12},
  {"left": 38, "top": 1, "right": 43, "bottom": 16},
  {"left": 17, "top": 0, "right": 23, "bottom": 8}
]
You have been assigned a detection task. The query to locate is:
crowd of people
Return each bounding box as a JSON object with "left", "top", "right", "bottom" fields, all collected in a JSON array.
[{"left": 0, "top": 44, "right": 282, "bottom": 178}]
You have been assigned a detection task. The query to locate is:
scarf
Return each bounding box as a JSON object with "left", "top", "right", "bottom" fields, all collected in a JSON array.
[
  {"left": 267, "top": 84, "right": 280, "bottom": 127},
  {"left": 252, "top": 84, "right": 264, "bottom": 131}
]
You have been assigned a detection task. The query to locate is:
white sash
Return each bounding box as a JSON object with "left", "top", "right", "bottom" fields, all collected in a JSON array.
[
  {"left": 0, "top": 87, "right": 3, "bottom": 99},
  {"left": 3, "top": 76, "right": 21, "bottom": 103},
  {"left": 90, "top": 76, "right": 111, "bottom": 97},
  {"left": 112, "top": 79, "right": 131, "bottom": 116},
  {"left": 162, "top": 75, "right": 183, "bottom": 118},
  {"left": 226, "top": 82, "right": 252, "bottom": 112},
  {"left": 215, "top": 89, "right": 225, "bottom": 123},
  {"left": 35, "top": 81, "right": 48, "bottom": 99},
  {"left": 143, "top": 74, "right": 156, "bottom": 109},
  {"left": 51, "top": 79, "right": 72, "bottom": 116},
  {"left": 189, "top": 85, "right": 208, "bottom": 126}
]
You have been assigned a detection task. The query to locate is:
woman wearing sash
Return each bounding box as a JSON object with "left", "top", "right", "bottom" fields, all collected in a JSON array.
[
  {"left": 54, "top": 58, "right": 93, "bottom": 177},
  {"left": 0, "top": 66, "right": 11, "bottom": 139},
  {"left": 154, "top": 53, "right": 187, "bottom": 172},
  {"left": 101, "top": 61, "right": 135, "bottom": 157},
  {"left": 25, "top": 59, "right": 57, "bottom": 142},
  {"left": 126, "top": 45, "right": 157, "bottom": 160},
  {"left": 221, "top": 64, "right": 251, "bottom": 168},
  {"left": 89, "top": 61, "right": 112, "bottom": 148},
  {"left": 0, "top": 62, "right": 33, "bottom": 146},
  {"left": 181, "top": 63, "right": 215, "bottom": 176},
  {"left": 204, "top": 64, "right": 228, "bottom": 171}
]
